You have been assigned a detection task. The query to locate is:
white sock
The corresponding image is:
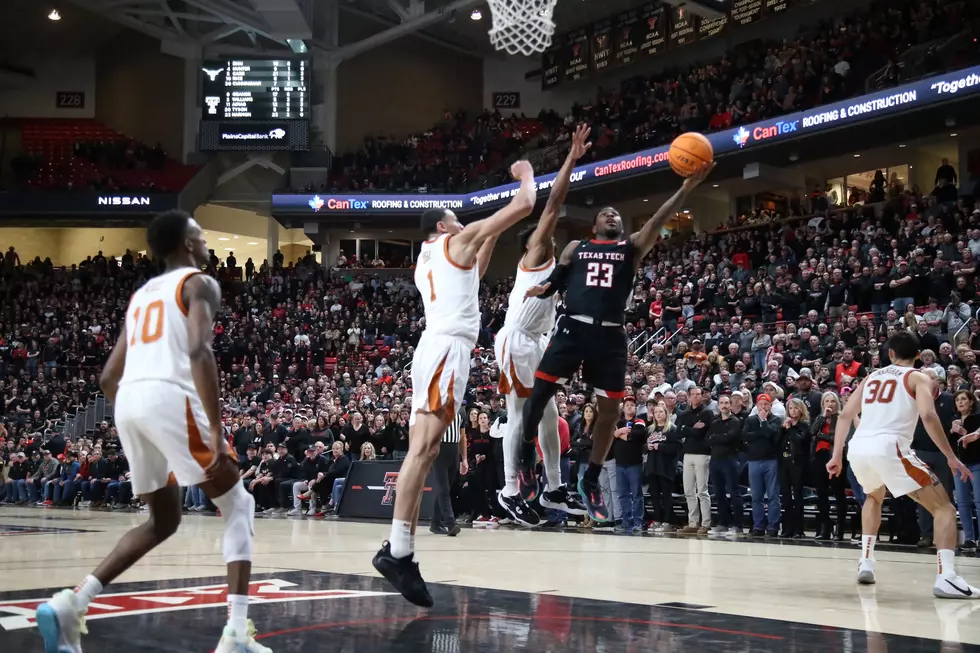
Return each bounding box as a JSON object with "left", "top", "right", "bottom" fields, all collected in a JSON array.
[
  {"left": 389, "top": 519, "right": 413, "bottom": 559},
  {"left": 73, "top": 575, "right": 103, "bottom": 612},
  {"left": 860, "top": 534, "right": 876, "bottom": 561},
  {"left": 938, "top": 549, "right": 957, "bottom": 578},
  {"left": 227, "top": 594, "right": 249, "bottom": 640},
  {"left": 502, "top": 393, "right": 523, "bottom": 497},
  {"left": 539, "top": 400, "right": 562, "bottom": 493}
]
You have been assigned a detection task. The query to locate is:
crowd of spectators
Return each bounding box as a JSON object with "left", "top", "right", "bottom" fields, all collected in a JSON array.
[
  {"left": 320, "top": 0, "right": 973, "bottom": 194},
  {"left": 4, "top": 160, "right": 980, "bottom": 547}
]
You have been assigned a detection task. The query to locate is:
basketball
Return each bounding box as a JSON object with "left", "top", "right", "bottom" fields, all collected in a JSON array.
[{"left": 669, "top": 132, "right": 714, "bottom": 177}]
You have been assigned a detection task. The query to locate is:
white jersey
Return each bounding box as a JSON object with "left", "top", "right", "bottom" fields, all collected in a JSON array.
[
  {"left": 414, "top": 234, "right": 480, "bottom": 344},
  {"left": 119, "top": 266, "right": 204, "bottom": 393},
  {"left": 852, "top": 365, "right": 919, "bottom": 444},
  {"left": 503, "top": 256, "right": 557, "bottom": 335}
]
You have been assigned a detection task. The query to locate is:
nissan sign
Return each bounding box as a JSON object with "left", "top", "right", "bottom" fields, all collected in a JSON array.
[{"left": 97, "top": 196, "right": 152, "bottom": 206}]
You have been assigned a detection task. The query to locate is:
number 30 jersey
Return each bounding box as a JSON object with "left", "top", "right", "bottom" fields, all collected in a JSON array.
[
  {"left": 563, "top": 239, "right": 636, "bottom": 324},
  {"left": 120, "top": 266, "right": 207, "bottom": 394},
  {"left": 852, "top": 365, "right": 919, "bottom": 445}
]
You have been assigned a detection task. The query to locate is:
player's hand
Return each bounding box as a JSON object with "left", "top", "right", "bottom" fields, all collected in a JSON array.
[
  {"left": 510, "top": 160, "right": 533, "bottom": 181},
  {"left": 524, "top": 282, "right": 551, "bottom": 300},
  {"left": 569, "top": 124, "right": 592, "bottom": 161},
  {"left": 459, "top": 460, "right": 469, "bottom": 476},
  {"left": 949, "top": 455, "right": 973, "bottom": 482},
  {"left": 826, "top": 455, "right": 843, "bottom": 478},
  {"left": 682, "top": 162, "right": 716, "bottom": 190}
]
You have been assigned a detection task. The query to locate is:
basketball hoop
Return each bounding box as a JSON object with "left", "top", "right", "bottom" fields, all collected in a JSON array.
[{"left": 486, "top": 0, "right": 558, "bottom": 56}]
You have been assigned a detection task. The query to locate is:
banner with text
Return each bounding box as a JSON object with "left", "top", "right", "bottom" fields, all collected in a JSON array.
[
  {"left": 0, "top": 192, "right": 178, "bottom": 215},
  {"left": 274, "top": 67, "right": 980, "bottom": 216}
]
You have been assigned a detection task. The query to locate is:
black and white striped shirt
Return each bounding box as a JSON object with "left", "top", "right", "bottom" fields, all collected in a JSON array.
[{"left": 442, "top": 412, "right": 464, "bottom": 444}]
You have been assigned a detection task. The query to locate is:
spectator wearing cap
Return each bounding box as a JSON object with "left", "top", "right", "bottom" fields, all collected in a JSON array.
[
  {"left": 267, "top": 443, "right": 300, "bottom": 514},
  {"left": 645, "top": 402, "right": 682, "bottom": 532},
  {"left": 104, "top": 449, "right": 131, "bottom": 509},
  {"left": 809, "top": 392, "right": 849, "bottom": 540},
  {"left": 287, "top": 444, "right": 326, "bottom": 516},
  {"left": 706, "top": 394, "right": 743, "bottom": 535},
  {"left": 889, "top": 259, "right": 915, "bottom": 315},
  {"left": 677, "top": 386, "right": 714, "bottom": 535},
  {"left": 612, "top": 397, "right": 647, "bottom": 534},
  {"left": 31, "top": 449, "right": 59, "bottom": 505},
  {"left": 6, "top": 451, "right": 29, "bottom": 503},
  {"left": 790, "top": 368, "right": 822, "bottom": 419},
  {"left": 834, "top": 349, "right": 865, "bottom": 389},
  {"left": 239, "top": 443, "right": 261, "bottom": 485},
  {"left": 742, "top": 392, "right": 782, "bottom": 537},
  {"left": 50, "top": 451, "right": 79, "bottom": 506},
  {"left": 247, "top": 450, "right": 276, "bottom": 511},
  {"left": 311, "top": 440, "right": 351, "bottom": 515},
  {"left": 778, "top": 399, "right": 810, "bottom": 538}
]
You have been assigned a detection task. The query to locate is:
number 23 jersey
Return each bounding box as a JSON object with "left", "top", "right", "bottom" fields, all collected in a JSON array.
[
  {"left": 120, "top": 266, "right": 206, "bottom": 393},
  {"left": 563, "top": 238, "right": 636, "bottom": 324}
]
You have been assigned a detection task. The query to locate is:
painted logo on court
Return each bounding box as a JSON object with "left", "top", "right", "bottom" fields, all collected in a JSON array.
[{"left": 0, "top": 579, "right": 393, "bottom": 631}]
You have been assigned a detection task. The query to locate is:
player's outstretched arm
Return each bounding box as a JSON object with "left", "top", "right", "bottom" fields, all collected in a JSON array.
[
  {"left": 450, "top": 160, "right": 537, "bottom": 265},
  {"left": 184, "top": 274, "right": 225, "bottom": 459},
  {"left": 829, "top": 378, "right": 865, "bottom": 477},
  {"left": 476, "top": 234, "right": 500, "bottom": 280},
  {"left": 630, "top": 162, "right": 715, "bottom": 260},
  {"left": 524, "top": 239, "right": 580, "bottom": 299},
  {"left": 99, "top": 337, "right": 128, "bottom": 405},
  {"left": 526, "top": 124, "right": 592, "bottom": 268}
]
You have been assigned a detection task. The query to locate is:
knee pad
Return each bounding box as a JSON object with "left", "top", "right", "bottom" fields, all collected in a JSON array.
[{"left": 211, "top": 483, "right": 255, "bottom": 563}]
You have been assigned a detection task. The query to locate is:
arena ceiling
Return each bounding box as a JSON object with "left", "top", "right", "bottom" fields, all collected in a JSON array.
[{"left": 0, "top": 0, "right": 650, "bottom": 63}]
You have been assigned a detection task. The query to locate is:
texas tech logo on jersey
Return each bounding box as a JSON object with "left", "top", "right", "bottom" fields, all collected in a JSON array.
[
  {"left": 381, "top": 471, "right": 399, "bottom": 505},
  {"left": 0, "top": 578, "right": 393, "bottom": 631}
]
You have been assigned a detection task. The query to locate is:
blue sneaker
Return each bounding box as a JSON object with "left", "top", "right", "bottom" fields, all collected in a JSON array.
[
  {"left": 36, "top": 589, "right": 85, "bottom": 653},
  {"left": 577, "top": 476, "right": 610, "bottom": 522}
]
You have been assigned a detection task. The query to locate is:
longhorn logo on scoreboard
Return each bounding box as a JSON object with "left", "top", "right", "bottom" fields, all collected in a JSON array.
[{"left": 381, "top": 472, "right": 399, "bottom": 505}]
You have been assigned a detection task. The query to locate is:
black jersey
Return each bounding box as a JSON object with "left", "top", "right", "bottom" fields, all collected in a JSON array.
[{"left": 563, "top": 238, "right": 636, "bottom": 324}]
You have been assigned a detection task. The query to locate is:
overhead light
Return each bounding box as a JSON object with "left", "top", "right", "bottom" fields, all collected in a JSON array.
[
  {"left": 218, "top": 237, "right": 229, "bottom": 241},
  {"left": 682, "top": 210, "right": 690, "bottom": 214},
  {"left": 470, "top": 8, "right": 482, "bottom": 20},
  {"left": 712, "top": 184, "right": 719, "bottom": 188},
  {"left": 246, "top": 241, "right": 258, "bottom": 245},
  {"left": 224, "top": 247, "right": 234, "bottom": 251},
  {"left": 951, "top": 133, "right": 958, "bottom": 137},
  {"left": 233, "top": 235, "right": 239, "bottom": 239},
  {"left": 853, "top": 154, "right": 860, "bottom": 158},
  {"left": 48, "top": 9, "right": 61, "bottom": 20},
  {"left": 899, "top": 144, "right": 906, "bottom": 148},
  {"left": 643, "top": 199, "right": 649, "bottom": 202}
]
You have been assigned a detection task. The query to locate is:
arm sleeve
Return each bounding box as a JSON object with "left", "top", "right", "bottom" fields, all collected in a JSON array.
[{"left": 536, "top": 263, "right": 571, "bottom": 298}]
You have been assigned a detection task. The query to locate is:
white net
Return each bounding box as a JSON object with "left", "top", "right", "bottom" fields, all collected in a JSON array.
[{"left": 486, "top": 0, "right": 558, "bottom": 56}]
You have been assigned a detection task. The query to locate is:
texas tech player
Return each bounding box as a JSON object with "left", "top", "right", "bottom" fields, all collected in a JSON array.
[
  {"left": 828, "top": 330, "right": 980, "bottom": 598},
  {"left": 495, "top": 124, "right": 591, "bottom": 526},
  {"left": 522, "top": 163, "right": 714, "bottom": 520}
]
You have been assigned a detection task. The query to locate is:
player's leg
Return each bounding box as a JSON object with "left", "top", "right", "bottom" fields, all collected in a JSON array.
[
  {"left": 908, "top": 482, "right": 980, "bottom": 598},
  {"left": 36, "top": 389, "right": 177, "bottom": 653},
  {"left": 372, "top": 336, "right": 465, "bottom": 607},
  {"left": 577, "top": 326, "right": 628, "bottom": 522},
  {"left": 498, "top": 389, "right": 542, "bottom": 526},
  {"left": 857, "top": 486, "right": 886, "bottom": 584},
  {"left": 537, "top": 395, "right": 587, "bottom": 516}
]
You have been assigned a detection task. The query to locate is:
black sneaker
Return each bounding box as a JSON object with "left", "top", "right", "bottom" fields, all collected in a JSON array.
[
  {"left": 498, "top": 491, "right": 541, "bottom": 526},
  {"left": 576, "top": 476, "right": 610, "bottom": 522},
  {"left": 539, "top": 485, "right": 588, "bottom": 516},
  {"left": 447, "top": 524, "right": 461, "bottom": 537},
  {"left": 517, "top": 439, "right": 539, "bottom": 502},
  {"left": 372, "top": 541, "right": 434, "bottom": 608},
  {"left": 428, "top": 524, "right": 448, "bottom": 535},
  {"left": 748, "top": 529, "right": 765, "bottom": 537}
]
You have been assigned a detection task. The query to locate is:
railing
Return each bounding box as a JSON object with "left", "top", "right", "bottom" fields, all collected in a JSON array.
[
  {"left": 951, "top": 306, "right": 980, "bottom": 346},
  {"left": 865, "top": 29, "right": 968, "bottom": 92},
  {"left": 628, "top": 326, "right": 666, "bottom": 358},
  {"left": 55, "top": 394, "right": 111, "bottom": 441}
]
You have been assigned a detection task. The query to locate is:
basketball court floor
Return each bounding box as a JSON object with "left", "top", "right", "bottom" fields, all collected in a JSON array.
[{"left": 2, "top": 507, "right": 980, "bottom": 652}]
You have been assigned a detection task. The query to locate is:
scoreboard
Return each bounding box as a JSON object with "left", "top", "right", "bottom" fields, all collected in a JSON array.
[{"left": 199, "top": 58, "right": 310, "bottom": 152}]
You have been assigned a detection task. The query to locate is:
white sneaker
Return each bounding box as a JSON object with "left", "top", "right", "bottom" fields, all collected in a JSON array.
[
  {"left": 934, "top": 574, "right": 980, "bottom": 599},
  {"left": 709, "top": 526, "right": 727, "bottom": 534},
  {"left": 727, "top": 527, "right": 742, "bottom": 537},
  {"left": 306, "top": 507, "right": 318, "bottom": 517},
  {"left": 857, "top": 559, "right": 876, "bottom": 585},
  {"left": 214, "top": 619, "right": 273, "bottom": 653},
  {"left": 285, "top": 508, "right": 303, "bottom": 517},
  {"left": 36, "top": 588, "right": 87, "bottom": 653},
  {"left": 263, "top": 507, "right": 278, "bottom": 514}
]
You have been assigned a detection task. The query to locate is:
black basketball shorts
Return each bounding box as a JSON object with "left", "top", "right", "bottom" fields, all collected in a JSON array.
[{"left": 534, "top": 316, "right": 627, "bottom": 399}]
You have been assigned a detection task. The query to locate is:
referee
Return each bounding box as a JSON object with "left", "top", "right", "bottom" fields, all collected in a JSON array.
[{"left": 430, "top": 410, "right": 467, "bottom": 536}]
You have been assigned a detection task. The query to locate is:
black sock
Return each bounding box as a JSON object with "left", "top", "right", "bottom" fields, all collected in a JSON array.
[{"left": 584, "top": 462, "right": 603, "bottom": 484}]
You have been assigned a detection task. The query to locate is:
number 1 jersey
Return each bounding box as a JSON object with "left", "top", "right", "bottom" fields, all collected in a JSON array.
[
  {"left": 120, "top": 266, "right": 205, "bottom": 394},
  {"left": 563, "top": 238, "right": 636, "bottom": 324}
]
